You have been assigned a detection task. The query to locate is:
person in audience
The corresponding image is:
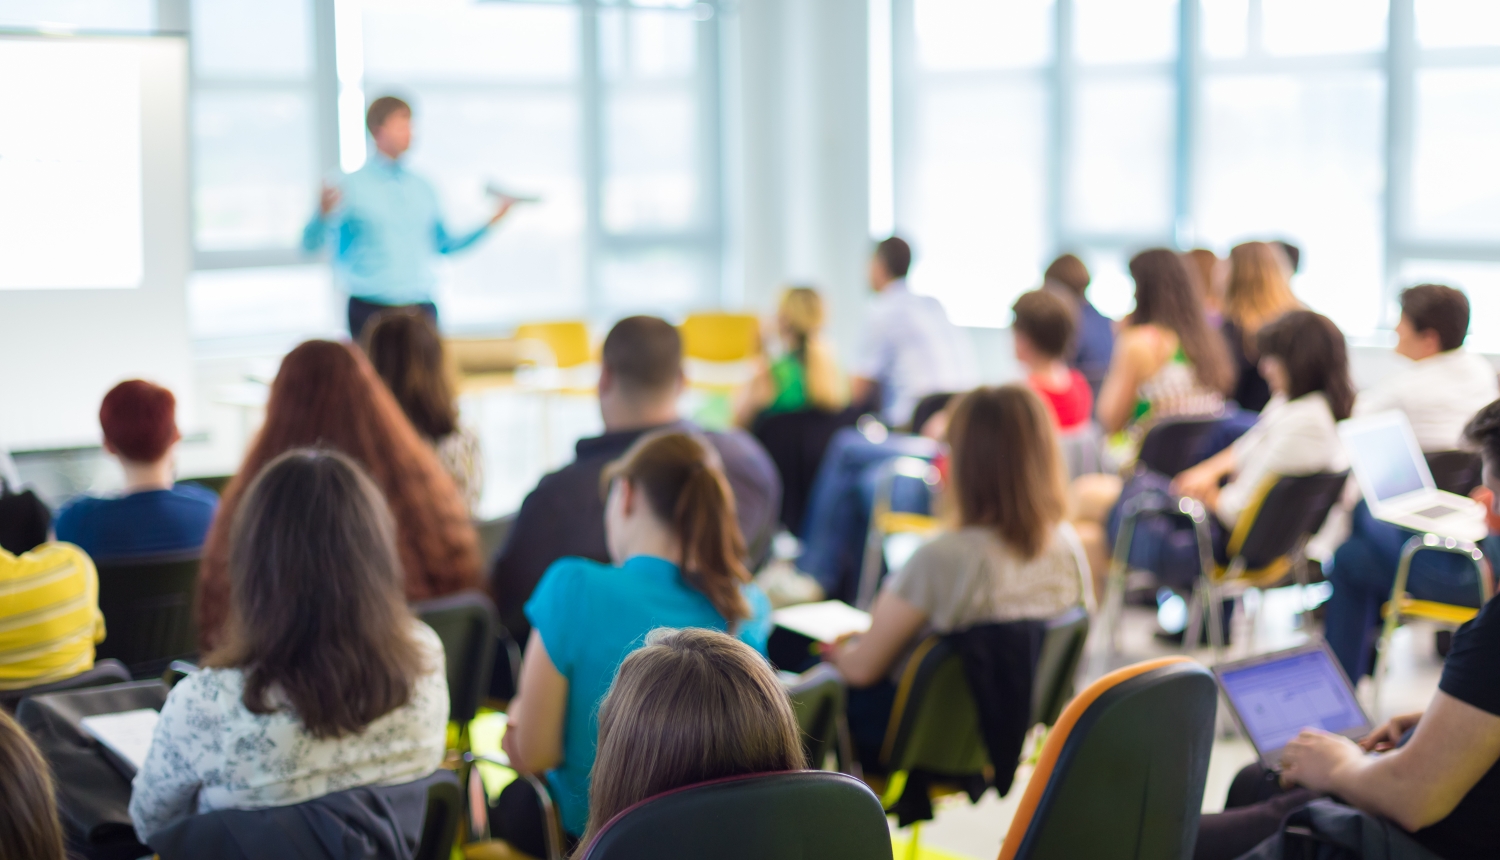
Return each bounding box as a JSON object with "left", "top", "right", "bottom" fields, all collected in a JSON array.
[
  {"left": 849, "top": 236, "right": 978, "bottom": 429},
  {"left": 364, "top": 310, "right": 484, "bottom": 514},
  {"left": 1322, "top": 284, "right": 1500, "bottom": 680},
  {"left": 0, "top": 709, "right": 68, "bottom": 860},
  {"left": 1273, "top": 238, "right": 1301, "bottom": 274},
  {"left": 1194, "top": 401, "right": 1500, "bottom": 860},
  {"left": 1182, "top": 248, "right": 1224, "bottom": 327},
  {"left": 1220, "top": 242, "right": 1300, "bottom": 413},
  {"left": 576, "top": 628, "right": 805, "bottom": 850},
  {"left": 0, "top": 445, "right": 51, "bottom": 555},
  {"left": 496, "top": 431, "right": 773, "bottom": 853},
  {"left": 490, "top": 316, "right": 779, "bottom": 647},
  {"left": 824, "top": 385, "right": 1087, "bottom": 765},
  {"left": 54, "top": 380, "right": 217, "bottom": 559},
  {"left": 1011, "top": 289, "right": 1093, "bottom": 433},
  {"left": 736, "top": 286, "right": 846, "bottom": 426},
  {"left": 0, "top": 542, "right": 103, "bottom": 692},
  {"left": 196, "top": 340, "right": 479, "bottom": 650},
  {"left": 130, "top": 449, "right": 449, "bottom": 844},
  {"left": 1043, "top": 253, "right": 1115, "bottom": 398}
]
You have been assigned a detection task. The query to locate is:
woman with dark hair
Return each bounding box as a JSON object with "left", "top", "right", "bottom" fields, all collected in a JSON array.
[
  {"left": 130, "top": 449, "right": 449, "bottom": 843},
  {"left": 0, "top": 709, "right": 67, "bottom": 860},
  {"left": 364, "top": 311, "right": 484, "bottom": 513},
  {"left": 196, "top": 340, "right": 480, "bottom": 650},
  {"left": 497, "top": 430, "right": 772, "bottom": 853},
  {"left": 1220, "top": 241, "right": 1301, "bottom": 412},
  {"left": 577, "top": 628, "right": 805, "bottom": 851},
  {"left": 825, "top": 385, "right": 1088, "bottom": 764}
]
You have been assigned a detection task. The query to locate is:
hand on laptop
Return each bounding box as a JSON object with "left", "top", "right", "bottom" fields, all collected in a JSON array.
[
  {"left": 1359, "top": 711, "right": 1423, "bottom": 753},
  {"left": 1280, "top": 728, "right": 1364, "bottom": 793}
]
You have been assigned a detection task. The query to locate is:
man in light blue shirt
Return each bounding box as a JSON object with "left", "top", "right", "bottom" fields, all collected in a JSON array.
[{"left": 303, "top": 96, "right": 515, "bottom": 339}]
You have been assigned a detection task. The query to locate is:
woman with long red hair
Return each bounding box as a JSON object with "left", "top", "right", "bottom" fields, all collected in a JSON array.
[{"left": 196, "top": 340, "right": 480, "bottom": 649}]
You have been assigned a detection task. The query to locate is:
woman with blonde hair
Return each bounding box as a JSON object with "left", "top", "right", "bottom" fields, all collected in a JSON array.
[
  {"left": 576, "top": 628, "right": 806, "bottom": 853},
  {"left": 736, "top": 286, "right": 846, "bottom": 425},
  {"left": 1221, "top": 241, "right": 1300, "bottom": 412}
]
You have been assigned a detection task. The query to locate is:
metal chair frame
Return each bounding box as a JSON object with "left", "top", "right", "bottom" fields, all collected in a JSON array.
[{"left": 856, "top": 456, "right": 941, "bottom": 610}]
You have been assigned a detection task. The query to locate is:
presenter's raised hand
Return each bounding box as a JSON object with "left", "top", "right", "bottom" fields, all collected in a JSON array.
[
  {"left": 318, "top": 183, "right": 342, "bottom": 217},
  {"left": 489, "top": 195, "right": 518, "bottom": 226}
]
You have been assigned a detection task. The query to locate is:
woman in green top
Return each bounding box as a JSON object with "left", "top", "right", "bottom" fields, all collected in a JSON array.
[{"left": 735, "top": 286, "right": 846, "bottom": 425}]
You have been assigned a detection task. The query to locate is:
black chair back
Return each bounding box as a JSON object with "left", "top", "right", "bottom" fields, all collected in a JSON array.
[
  {"left": 415, "top": 769, "right": 464, "bottom": 860},
  {"left": 414, "top": 591, "right": 502, "bottom": 724},
  {"left": 750, "top": 407, "right": 859, "bottom": 536},
  {"left": 1233, "top": 472, "right": 1349, "bottom": 571},
  {"left": 579, "top": 771, "right": 892, "bottom": 860},
  {"left": 1029, "top": 607, "right": 1090, "bottom": 728},
  {"left": 1137, "top": 417, "right": 1224, "bottom": 478},
  {"left": 0, "top": 659, "right": 131, "bottom": 713},
  {"left": 94, "top": 551, "right": 201, "bottom": 679},
  {"left": 1005, "top": 659, "right": 1216, "bottom": 860},
  {"left": 782, "top": 663, "right": 849, "bottom": 772},
  {"left": 1425, "top": 451, "right": 1483, "bottom": 496}
]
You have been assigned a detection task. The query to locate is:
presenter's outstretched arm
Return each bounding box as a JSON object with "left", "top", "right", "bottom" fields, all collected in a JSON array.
[
  {"left": 301, "top": 182, "right": 342, "bottom": 252},
  {"left": 435, "top": 195, "right": 518, "bottom": 255}
]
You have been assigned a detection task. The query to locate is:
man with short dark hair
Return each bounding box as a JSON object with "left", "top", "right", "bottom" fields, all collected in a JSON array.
[
  {"left": 489, "top": 316, "right": 781, "bottom": 651},
  {"left": 849, "top": 236, "right": 977, "bottom": 428},
  {"left": 1043, "top": 253, "right": 1114, "bottom": 398},
  {"left": 55, "top": 380, "right": 217, "bottom": 559},
  {"left": 302, "top": 95, "right": 518, "bottom": 339}
]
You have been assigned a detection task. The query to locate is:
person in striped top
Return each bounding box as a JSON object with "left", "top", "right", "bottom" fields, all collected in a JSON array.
[{"left": 0, "top": 543, "right": 105, "bottom": 690}]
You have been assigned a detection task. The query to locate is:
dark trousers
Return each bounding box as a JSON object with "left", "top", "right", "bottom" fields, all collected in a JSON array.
[
  {"left": 347, "top": 296, "right": 438, "bottom": 341},
  {"left": 1194, "top": 763, "right": 1319, "bottom": 860},
  {"left": 491, "top": 777, "right": 579, "bottom": 858}
]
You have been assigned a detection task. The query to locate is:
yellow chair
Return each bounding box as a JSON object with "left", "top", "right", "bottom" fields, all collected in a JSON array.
[
  {"left": 679, "top": 312, "right": 761, "bottom": 363},
  {"left": 856, "top": 457, "right": 942, "bottom": 610},
  {"left": 515, "top": 321, "right": 594, "bottom": 369}
]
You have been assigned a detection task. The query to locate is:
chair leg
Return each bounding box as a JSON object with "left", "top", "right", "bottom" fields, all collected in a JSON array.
[
  {"left": 905, "top": 821, "right": 922, "bottom": 860},
  {"left": 1087, "top": 511, "right": 1138, "bottom": 679}
]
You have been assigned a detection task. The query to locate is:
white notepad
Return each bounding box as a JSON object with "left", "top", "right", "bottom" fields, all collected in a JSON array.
[
  {"left": 80, "top": 709, "right": 159, "bottom": 774},
  {"left": 771, "top": 600, "right": 873, "bottom": 644}
]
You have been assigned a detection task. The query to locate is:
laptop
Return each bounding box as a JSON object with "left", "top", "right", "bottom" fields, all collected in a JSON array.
[
  {"left": 1214, "top": 641, "right": 1372, "bottom": 771},
  {"left": 1339, "top": 410, "right": 1486, "bottom": 541}
]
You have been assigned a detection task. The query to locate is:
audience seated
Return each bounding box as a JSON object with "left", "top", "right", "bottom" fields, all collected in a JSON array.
[
  {"left": 824, "top": 385, "right": 1086, "bottom": 766},
  {"left": 736, "top": 286, "right": 847, "bottom": 427},
  {"left": 364, "top": 310, "right": 485, "bottom": 514},
  {"left": 54, "top": 380, "right": 217, "bottom": 560},
  {"left": 0, "top": 449, "right": 51, "bottom": 555},
  {"left": 0, "top": 542, "right": 104, "bottom": 692},
  {"left": 1110, "top": 310, "right": 1353, "bottom": 597},
  {"left": 0, "top": 708, "right": 67, "bottom": 860},
  {"left": 1194, "top": 402, "right": 1500, "bottom": 860},
  {"left": 130, "top": 449, "right": 449, "bottom": 845},
  {"left": 489, "top": 316, "right": 779, "bottom": 646},
  {"left": 576, "top": 628, "right": 806, "bottom": 850},
  {"left": 1220, "top": 242, "right": 1301, "bottom": 413},
  {"left": 1011, "top": 289, "right": 1094, "bottom": 433},
  {"left": 1182, "top": 248, "right": 1224, "bottom": 328},
  {"left": 196, "top": 340, "right": 480, "bottom": 650},
  {"left": 495, "top": 431, "right": 773, "bottom": 852},
  {"left": 1325, "top": 284, "right": 1500, "bottom": 680},
  {"left": 1043, "top": 253, "right": 1115, "bottom": 398},
  {"left": 849, "top": 236, "right": 977, "bottom": 429}
]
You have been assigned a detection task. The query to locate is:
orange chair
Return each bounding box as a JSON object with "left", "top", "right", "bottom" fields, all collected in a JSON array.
[{"left": 998, "top": 656, "right": 1216, "bottom": 860}]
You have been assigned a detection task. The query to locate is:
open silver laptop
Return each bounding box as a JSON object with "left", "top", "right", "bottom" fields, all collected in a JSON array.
[
  {"left": 1339, "top": 411, "right": 1486, "bottom": 541},
  {"left": 1214, "top": 640, "right": 1372, "bottom": 771}
]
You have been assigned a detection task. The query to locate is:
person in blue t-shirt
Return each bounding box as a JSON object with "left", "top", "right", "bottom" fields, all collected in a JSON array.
[
  {"left": 493, "top": 430, "right": 772, "bottom": 854},
  {"left": 55, "top": 381, "right": 217, "bottom": 560}
]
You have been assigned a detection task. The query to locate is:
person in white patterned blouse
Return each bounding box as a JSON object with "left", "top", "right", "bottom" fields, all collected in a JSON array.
[{"left": 129, "top": 448, "right": 449, "bottom": 844}]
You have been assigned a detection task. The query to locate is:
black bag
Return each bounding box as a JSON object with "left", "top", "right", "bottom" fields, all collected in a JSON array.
[{"left": 0, "top": 476, "right": 51, "bottom": 554}]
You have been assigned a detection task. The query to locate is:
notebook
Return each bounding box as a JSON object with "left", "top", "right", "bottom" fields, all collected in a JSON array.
[
  {"left": 80, "top": 708, "right": 159, "bottom": 778},
  {"left": 771, "top": 600, "right": 872, "bottom": 644}
]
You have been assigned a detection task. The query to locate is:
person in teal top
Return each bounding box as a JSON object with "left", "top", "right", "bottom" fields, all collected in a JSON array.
[
  {"left": 497, "top": 430, "right": 773, "bottom": 851},
  {"left": 302, "top": 95, "right": 518, "bottom": 339}
]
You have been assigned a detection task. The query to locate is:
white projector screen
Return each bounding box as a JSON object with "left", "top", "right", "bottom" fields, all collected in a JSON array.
[{"left": 0, "top": 33, "right": 192, "bottom": 451}]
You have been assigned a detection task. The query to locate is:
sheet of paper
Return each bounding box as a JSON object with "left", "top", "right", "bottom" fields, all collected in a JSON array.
[
  {"left": 80, "top": 708, "right": 159, "bottom": 773},
  {"left": 772, "top": 600, "right": 873, "bottom": 644}
]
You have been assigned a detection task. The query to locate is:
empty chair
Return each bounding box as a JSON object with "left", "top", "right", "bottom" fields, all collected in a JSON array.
[
  {"left": 474, "top": 514, "right": 515, "bottom": 568},
  {"left": 856, "top": 456, "right": 941, "bottom": 610},
  {"left": 999, "top": 656, "right": 1217, "bottom": 860},
  {"left": 577, "top": 771, "right": 891, "bottom": 860},
  {"left": 0, "top": 659, "right": 130, "bottom": 713},
  {"left": 514, "top": 321, "right": 594, "bottom": 368},
  {"left": 414, "top": 591, "right": 507, "bottom": 748},
  {"left": 679, "top": 312, "right": 761, "bottom": 363},
  {"left": 782, "top": 663, "right": 855, "bottom": 774},
  {"left": 93, "top": 551, "right": 200, "bottom": 679}
]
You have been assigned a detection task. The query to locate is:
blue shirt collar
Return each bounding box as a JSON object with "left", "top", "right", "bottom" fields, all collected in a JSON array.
[{"left": 620, "top": 555, "right": 681, "bottom": 578}]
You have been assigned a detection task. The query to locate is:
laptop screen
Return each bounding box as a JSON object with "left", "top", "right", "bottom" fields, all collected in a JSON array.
[
  {"left": 1217, "top": 648, "right": 1369, "bottom": 756},
  {"left": 1344, "top": 422, "right": 1426, "bottom": 502}
]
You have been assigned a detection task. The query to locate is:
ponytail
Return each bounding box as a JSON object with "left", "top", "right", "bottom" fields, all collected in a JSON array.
[{"left": 604, "top": 432, "right": 751, "bottom": 624}]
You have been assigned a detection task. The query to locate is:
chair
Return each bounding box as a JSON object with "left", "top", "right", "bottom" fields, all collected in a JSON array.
[
  {"left": 1183, "top": 472, "right": 1349, "bottom": 659},
  {"left": 856, "top": 456, "right": 941, "bottom": 610},
  {"left": 1425, "top": 450, "right": 1483, "bottom": 496},
  {"left": 1371, "top": 533, "right": 1490, "bottom": 715},
  {"left": 416, "top": 770, "right": 465, "bottom": 860},
  {"left": 998, "top": 657, "right": 1217, "bottom": 860},
  {"left": 475, "top": 514, "right": 516, "bottom": 566},
  {"left": 93, "top": 550, "right": 200, "bottom": 679},
  {"left": 782, "top": 663, "right": 856, "bottom": 775},
  {"left": 750, "top": 406, "right": 860, "bottom": 537},
  {"left": 515, "top": 321, "right": 594, "bottom": 369},
  {"left": 1030, "top": 607, "right": 1090, "bottom": 729},
  {"left": 0, "top": 658, "right": 131, "bottom": 713},
  {"left": 679, "top": 312, "right": 761, "bottom": 363},
  {"left": 1136, "top": 416, "right": 1224, "bottom": 478},
  {"left": 181, "top": 474, "right": 232, "bottom": 496},
  {"left": 415, "top": 592, "right": 504, "bottom": 739},
  {"left": 577, "top": 771, "right": 892, "bottom": 860}
]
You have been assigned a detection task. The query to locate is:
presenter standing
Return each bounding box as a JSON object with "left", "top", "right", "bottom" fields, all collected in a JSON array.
[{"left": 303, "top": 95, "right": 516, "bottom": 340}]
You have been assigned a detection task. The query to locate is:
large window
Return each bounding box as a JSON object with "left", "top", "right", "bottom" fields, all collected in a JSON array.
[{"left": 890, "top": 0, "right": 1500, "bottom": 342}]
